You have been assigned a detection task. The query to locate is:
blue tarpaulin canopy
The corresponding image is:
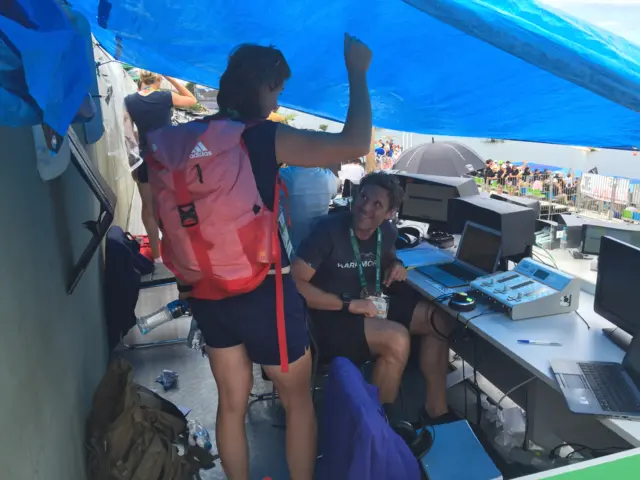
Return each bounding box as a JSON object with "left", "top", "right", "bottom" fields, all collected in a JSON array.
[
  {"left": 0, "top": 1, "right": 91, "bottom": 135},
  {"left": 3, "top": 0, "right": 640, "bottom": 148}
]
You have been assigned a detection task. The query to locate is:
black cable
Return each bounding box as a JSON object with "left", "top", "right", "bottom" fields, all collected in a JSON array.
[
  {"left": 428, "top": 424, "right": 436, "bottom": 455},
  {"left": 473, "top": 333, "right": 481, "bottom": 425},
  {"left": 434, "top": 293, "right": 453, "bottom": 303},
  {"left": 522, "top": 388, "right": 529, "bottom": 450},
  {"left": 428, "top": 306, "right": 451, "bottom": 342},
  {"left": 463, "top": 309, "right": 496, "bottom": 328},
  {"left": 96, "top": 60, "right": 120, "bottom": 68},
  {"left": 576, "top": 310, "right": 591, "bottom": 329},
  {"left": 463, "top": 356, "right": 468, "bottom": 420},
  {"left": 550, "top": 442, "right": 628, "bottom": 459}
]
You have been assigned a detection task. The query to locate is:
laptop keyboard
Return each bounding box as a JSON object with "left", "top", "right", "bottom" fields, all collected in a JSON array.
[
  {"left": 579, "top": 363, "right": 640, "bottom": 413},
  {"left": 438, "top": 262, "right": 478, "bottom": 281}
]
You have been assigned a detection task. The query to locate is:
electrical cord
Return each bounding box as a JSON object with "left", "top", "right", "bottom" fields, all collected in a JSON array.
[
  {"left": 532, "top": 253, "right": 554, "bottom": 269},
  {"left": 463, "top": 356, "right": 468, "bottom": 420},
  {"left": 534, "top": 244, "right": 559, "bottom": 269},
  {"left": 497, "top": 377, "right": 536, "bottom": 407},
  {"left": 463, "top": 309, "right": 498, "bottom": 328},
  {"left": 575, "top": 310, "right": 591, "bottom": 329},
  {"left": 429, "top": 306, "right": 452, "bottom": 342},
  {"left": 549, "top": 442, "right": 628, "bottom": 460},
  {"left": 523, "top": 388, "right": 529, "bottom": 450},
  {"left": 473, "top": 332, "right": 481, "bottom": 424},
  {"left": 426, "top": 293, "right": 455, "bottom": 342}
]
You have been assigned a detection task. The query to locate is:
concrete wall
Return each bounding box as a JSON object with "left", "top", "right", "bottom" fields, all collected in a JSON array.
[{"left": 0, "top": 125, "right": 108, "bottom": 480}]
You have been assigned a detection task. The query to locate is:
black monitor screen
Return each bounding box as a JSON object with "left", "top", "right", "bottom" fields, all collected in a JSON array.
[
  {"left": 624, "top": 334, "right": 640, "bottom": 387},
  {"left": 399, "top": 182, "right": 451, "bottom": 223},
  {"left": 582, "top": 225, "right": 640, "bottom": 255},
  {"left": 594, "top": 236, "right": 640, "bottom": 336},
  {"left": 457, "top": 223, "right": 502, "bottom": 274}
]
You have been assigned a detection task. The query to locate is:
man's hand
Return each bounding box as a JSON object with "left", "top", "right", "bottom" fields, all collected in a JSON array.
[
  {"left": 384, "top": 260, "right": 407, "bottom": 287},
  {"left": 348, "top": 299, "right": 378, "bottom": 317}
]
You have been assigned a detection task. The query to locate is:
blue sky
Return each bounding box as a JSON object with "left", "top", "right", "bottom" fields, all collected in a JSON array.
[{"left": 545, "top": 0, "right": 640, "bottom": 44}]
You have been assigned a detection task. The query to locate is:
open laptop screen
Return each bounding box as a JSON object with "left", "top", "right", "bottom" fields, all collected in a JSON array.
[{"left": 456, "top": 222, "right": 502, "bottom": 274}]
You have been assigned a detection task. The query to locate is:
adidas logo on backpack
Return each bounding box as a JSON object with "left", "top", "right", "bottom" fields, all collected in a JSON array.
[{"left": 189, "top": 141, "right": 212, "bottom": 159}]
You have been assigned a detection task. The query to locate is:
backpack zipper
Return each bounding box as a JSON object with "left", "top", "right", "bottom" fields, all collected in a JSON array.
[{"left": 195, "top": 164, "right": 203, "bottom": 183}]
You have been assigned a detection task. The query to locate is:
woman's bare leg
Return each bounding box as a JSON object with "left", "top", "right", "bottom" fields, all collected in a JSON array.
[
  {"left": 137, "top": 181, "right": 161, "bottom": 259},
  {"left": 264, "top": 350, "right": 316, "bottom": 480},
  {"left": 207, "top": 344, "right": 254, "bottom": 480}
]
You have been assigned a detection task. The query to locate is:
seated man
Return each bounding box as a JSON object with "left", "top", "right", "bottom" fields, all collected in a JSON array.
[{"left": 292, "top": 172, "right": 456, "bottom": 425}]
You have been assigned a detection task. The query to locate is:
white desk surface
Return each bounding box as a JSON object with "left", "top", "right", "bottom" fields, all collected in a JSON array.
[
  {"left": 399, "top": 247, "right": 640, "bottom": 447},
  {"left": 549, "top": 248, "right": 598, "bottom": 286}
]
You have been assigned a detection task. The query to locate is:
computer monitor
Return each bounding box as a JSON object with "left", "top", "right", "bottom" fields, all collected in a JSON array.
[
  {"left": 457, "top": 222, "right": 502, "bottom": 274},
  {"left": 594, "top": 236, "right": 640, "bottom": 337},
  {"left": 490, "top": 192, "right": 541, "bottom": 219},
  {"left": 581, "top": 224, "right": 640, "bottom": 255},
  {"left": 394, "top": 173, "right": 478, "bottom": 228},
  {"left": 447, "top": 195, "right": 535, "bottom": 258}
]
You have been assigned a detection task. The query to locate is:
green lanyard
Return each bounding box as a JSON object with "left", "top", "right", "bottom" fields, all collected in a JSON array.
[{"left": 349, "top": 227, "right": 382, "bottom": 297}]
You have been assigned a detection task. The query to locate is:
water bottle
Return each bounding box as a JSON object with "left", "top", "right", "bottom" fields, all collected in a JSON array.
[
  {"left": 186, "top": 317, "right": 204, "bottom": 350},
  {"left": 136, "top": 300, "right": 189, "bottom": 334},
  {"left": 187, "top": 420, "right": 213, "bottom": 451},
  {"left": 560, "top": 226, "right": 568, "bottom": 249}
]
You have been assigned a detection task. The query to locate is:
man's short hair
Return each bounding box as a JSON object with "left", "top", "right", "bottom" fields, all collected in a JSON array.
[{"left": 359, "top": 172, "right": 405, "bottom": 211}]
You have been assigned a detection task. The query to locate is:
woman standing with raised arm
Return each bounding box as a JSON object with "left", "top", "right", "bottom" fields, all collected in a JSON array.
[{"left": 180, "top": 34, "right": 372, "bottom": 480}]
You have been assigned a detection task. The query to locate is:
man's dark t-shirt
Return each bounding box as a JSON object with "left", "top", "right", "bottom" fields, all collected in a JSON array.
[
  {"left": 125, "top": 91, "right": 173, "bottom": 153},
  {"left": 296, "top": 212, "right": 397, "bottom": 303}
]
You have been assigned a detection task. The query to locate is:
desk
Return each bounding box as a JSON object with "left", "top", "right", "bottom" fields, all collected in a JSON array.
[
  {"left": 548, "top": 248, "right": 597, "bottom": 287},
  {"left": 398, "top": 246, "right": 640, "bottom": 448}
]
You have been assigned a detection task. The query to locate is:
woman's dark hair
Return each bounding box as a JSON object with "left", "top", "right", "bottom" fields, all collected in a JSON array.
[
  {"left": 360, "top": 172, "right": 405, "bottom": 211},
  {"left": 217, "top": 44, "right": 291, "bottom": 120}
]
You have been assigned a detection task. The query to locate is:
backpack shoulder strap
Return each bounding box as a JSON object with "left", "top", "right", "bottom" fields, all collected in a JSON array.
[{"left": 273, "top": 173, "right": 289, "bottom": 373}]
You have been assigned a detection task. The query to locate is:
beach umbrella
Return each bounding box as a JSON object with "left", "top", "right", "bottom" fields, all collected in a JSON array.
[{"left": 394, "top": 141, "right": 485, "bottom": 177}]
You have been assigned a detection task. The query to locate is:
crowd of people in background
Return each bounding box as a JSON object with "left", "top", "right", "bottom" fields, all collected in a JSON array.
[
  {"left": 479, "top": 158, "right": 579, "bottom": 200},
  {"left": 375, "top": 138, "right": 403, "bottom": 169}
]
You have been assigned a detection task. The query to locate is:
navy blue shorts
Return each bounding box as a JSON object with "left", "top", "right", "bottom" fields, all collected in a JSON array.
[
  {"left": 309, "top": 282, "right": 422, "bottom": 366},
  {"left": 189, "top": 275, "right": 309, "bottom": 366}
]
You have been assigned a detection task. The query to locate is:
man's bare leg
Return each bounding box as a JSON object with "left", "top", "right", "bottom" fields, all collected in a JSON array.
[
  {"left": 364, "top": 318, "right": 411, "bottom": 403},
  {"left": 409, "top": 302, "right": 455, "bottom": 418}
]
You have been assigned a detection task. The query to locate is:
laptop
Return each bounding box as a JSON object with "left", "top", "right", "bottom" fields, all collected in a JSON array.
[
  {"left": 416, "top": 222, "right": 502, "bottom": 288},
  {"left": 550, "top": 334, "right": 640, "bottom": 418}
]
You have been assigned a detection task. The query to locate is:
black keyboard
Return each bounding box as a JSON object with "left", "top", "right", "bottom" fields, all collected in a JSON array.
[
  {"left": 579, "top": 363, "right": 640, "bottom": 413},
  {"left": 438, "top": 262, "right": 478, "bottom": 282}
]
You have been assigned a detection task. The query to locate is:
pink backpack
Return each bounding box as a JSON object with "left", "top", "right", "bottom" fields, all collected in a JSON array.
[{"left": 147, "top": 119, "right": 290, "bottom": 371}]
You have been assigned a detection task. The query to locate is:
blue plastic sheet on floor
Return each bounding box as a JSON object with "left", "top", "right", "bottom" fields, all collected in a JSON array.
[
  {"left": 0, "top": 1, "right": 91, "bottom": 135},
  {"left": 11, "top": 0, "right": 640, "bottom": 148}
]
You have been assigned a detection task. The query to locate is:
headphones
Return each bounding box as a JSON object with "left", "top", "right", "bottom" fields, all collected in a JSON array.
[
  {"left": 448, "top": 292, "right": 476, "bottom": 312},
  {"left": 396, "top": 226, "right": 423, "bottom": 250},
  {"left": 391, "top": 420, "right": 433, "bottom": 459}
]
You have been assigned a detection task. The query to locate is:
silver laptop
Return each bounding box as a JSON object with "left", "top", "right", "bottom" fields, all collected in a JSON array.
[
  {"left": 550, "top": 334, "right": 640, "bottom": 418},
  {"left": 417, "top": 222, "right": 502, "bottom": 288}
]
